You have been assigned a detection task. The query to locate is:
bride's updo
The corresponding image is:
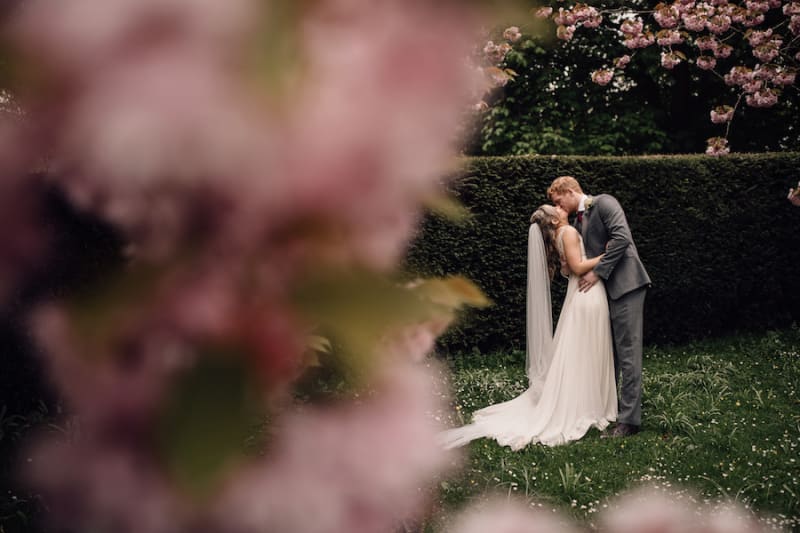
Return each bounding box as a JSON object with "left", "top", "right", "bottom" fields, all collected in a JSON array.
[{"left": 530, "top": 205, "right": 561, "bottom": 279}]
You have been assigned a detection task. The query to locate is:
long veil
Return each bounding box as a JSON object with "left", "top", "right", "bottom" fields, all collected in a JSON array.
[
  {"left": 437, "top": 224, "right": 555, "bottom": 450},
  {"left": 525, "top": 223, "right": 554, "bottom": 402}
]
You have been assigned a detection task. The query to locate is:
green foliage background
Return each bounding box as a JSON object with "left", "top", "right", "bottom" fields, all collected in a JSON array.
[
  {"left": 463, "top": 24, "right": 800, "bottom": 156},
  {"left": 404, "top": 153, "right": 800, "bottom": 353}
]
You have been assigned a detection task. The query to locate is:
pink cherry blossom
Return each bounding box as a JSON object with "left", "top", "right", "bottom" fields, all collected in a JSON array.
[
  {"left": 697, "top": 55, "right": 717, "bottom": 69},
  {"left": 614, "top": 55, "right": 632, "bottom": 68},
  {"left": 661, "top": 51, "right": 683, "bottom": 69},
  {"left": 747, "top": 28, "right": 773, "bottom": 46},
  {"left": 784, "top": 1, "right": 800, "bottom": 14},
  {"left": 753, "top": 64, "right": 779, "bottom": 80},
  {"left": 752, "top": 43, "right": 780, "bottom": 62},
  {"left": 554, "top": 8, "right": 577, "bottom": 26},
  {"left": 557, "top": 24, "right": 576, "bottom": 41},
  {"left": 724, "top": 65, "right": 754, "bottom": 85},
  {"left": 695, "top": 35, "right": 719, "bottom": 51},
  {"left": 583, "top": 13, "right": 604, "bottom": 28},
  {"left": 746, "top": 0, "right": 771, "bottom": 12},
  {"left": 773, "top": 68, "right": 797, "bottom": 85},
  {"left": 624, "top": 32, "right": 656, "bottom": 49},
  {"left": 706, "top": 136, "right": 730, "bottom": 155},
  {"left": 707, "top": 14, "right": 732, "bottom": 33},
  {"left": 591, "top": 68, "right": 615, "bottom": 85},
  {"left": 657, "top": 29, "right": 684, "bottom": 45},
  {"left": 535, "top": 6, "right": 554, "bottom": 18},
  {"left": 503, "top": 26, "right": 522, "bottom": 42},
  {"left": 743, "top": 11, "right": 766, "bottom": 26},
  {"left": 682, "top": 12, "right": 709, "bottom": 31},
  {"left": 710, "top": 105, "right": 734, "bottom": 122},
  {"left": 743, "top": 78, "right": 764, "bottom": 92},
  {"left": 714, "top": 43, "right": 734, "bottom": 57},
  {"left": 620, "top": 18, "right": 644, "bottom": 35},
  {"left": 654, "top": 5, "right": 681, "bottom": 27},
  {"left": 484, "top": 41, "right": 509, "bottom": 64},
  {"left": 746, "top": 88, "right": 779, "bottom": 107}
]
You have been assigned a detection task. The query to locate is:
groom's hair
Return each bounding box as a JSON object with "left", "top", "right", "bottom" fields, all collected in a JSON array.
[{"left": 547, "top": 176, "right": 583, "bottom": 198}]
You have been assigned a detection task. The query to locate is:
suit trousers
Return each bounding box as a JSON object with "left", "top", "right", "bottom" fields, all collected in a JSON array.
[{"left": 608, "top": 286, "right": 647, "bottom": 426}]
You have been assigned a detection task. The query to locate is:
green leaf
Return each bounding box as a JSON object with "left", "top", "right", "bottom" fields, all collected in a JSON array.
[{"left": 157, "top": 352, "right": 260, "bottom": 499}]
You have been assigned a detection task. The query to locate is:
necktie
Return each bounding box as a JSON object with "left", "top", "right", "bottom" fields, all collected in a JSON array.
[{"left": 577, "top": 210, "right": 584, "bottom": 223}]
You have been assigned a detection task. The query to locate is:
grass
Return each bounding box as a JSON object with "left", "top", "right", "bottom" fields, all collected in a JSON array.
[{"left": 429, "top": 327, "right": 800, "bottom": 531}]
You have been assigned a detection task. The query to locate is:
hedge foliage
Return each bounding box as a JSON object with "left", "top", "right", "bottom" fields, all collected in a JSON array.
[{"left": 404, "top": 153, "right": 800, "bottom": 353}]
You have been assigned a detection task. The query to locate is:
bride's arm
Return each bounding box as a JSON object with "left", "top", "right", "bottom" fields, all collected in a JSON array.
[{"left": 562, "top": 227, "right": 604, "bottom": 276}]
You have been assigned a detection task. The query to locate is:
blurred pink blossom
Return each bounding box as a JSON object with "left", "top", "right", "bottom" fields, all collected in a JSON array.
[
  {"left": 614, "top": 55, "right": 631, "bottom": 69},
  {"left": 535, "top": 6, "right": 554, "bottom": 18},
  {"left": 216, "top": 362, "right": 457, "bottom": 533},
  {"left": 447, "top": 499, "right": 578, "bottom": 533},
  {"left": 11, "top": 0, "right": 258, "bottom": 80}
]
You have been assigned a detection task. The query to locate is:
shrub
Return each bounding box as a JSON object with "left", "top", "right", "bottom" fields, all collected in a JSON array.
[{"left": 404, "top": 153, "right": 800, "bottom": 353}]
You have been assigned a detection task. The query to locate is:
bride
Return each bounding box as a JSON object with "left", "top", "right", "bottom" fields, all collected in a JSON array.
[{"left": 439, "top": 204, "right": 617, "bottom": 449}]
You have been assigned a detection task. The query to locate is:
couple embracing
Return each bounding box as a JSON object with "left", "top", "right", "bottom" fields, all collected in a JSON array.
[{"left": 440, "top": 176, "right": 651, "bottom": 450}]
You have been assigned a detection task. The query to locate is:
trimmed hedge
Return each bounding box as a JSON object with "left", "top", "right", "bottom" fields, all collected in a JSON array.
[{"left": 404, "top": 153, "right": 800, "bottom": 353}]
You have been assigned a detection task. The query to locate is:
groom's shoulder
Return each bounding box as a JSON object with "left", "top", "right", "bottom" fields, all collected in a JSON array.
[{"left": 594, "top": 193, "right": 623, "bottom": 209}]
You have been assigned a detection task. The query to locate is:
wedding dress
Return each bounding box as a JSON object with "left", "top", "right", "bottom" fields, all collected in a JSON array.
[{"left": 438, "top": 225, "right": 617, "bottom": 449}]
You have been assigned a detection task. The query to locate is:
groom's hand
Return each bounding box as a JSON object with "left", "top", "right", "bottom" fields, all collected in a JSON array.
[{"left": 579, "top": 271, "right": 599, "bottom": 292}]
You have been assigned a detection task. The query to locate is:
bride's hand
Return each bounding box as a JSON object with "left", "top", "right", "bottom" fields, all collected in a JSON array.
[{"left": 579, "top": 270, "right": 600, "bottom": 292}]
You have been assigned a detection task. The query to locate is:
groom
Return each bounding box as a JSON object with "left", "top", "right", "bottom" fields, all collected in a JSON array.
[{"left": 548, "top": 176, "right": 651, "bottom": 437}]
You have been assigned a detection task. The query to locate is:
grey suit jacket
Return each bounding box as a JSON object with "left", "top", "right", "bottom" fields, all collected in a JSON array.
[{"left": 576, "top": 194, "right": 651, "bottom": 300}]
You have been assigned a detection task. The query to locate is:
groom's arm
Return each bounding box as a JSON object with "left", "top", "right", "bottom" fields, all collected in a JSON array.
[{"left": 592, "top": 195, "right": 633, "bottom": 281}]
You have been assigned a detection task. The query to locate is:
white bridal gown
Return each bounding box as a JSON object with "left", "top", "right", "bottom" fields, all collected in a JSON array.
[{"left": 439, "top": 227, "right": 617, "bottom": 449}]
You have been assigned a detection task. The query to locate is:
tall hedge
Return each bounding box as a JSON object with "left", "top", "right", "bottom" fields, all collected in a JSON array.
[{"left": 404, "top": 153, "right": 800, "bottom": 353}]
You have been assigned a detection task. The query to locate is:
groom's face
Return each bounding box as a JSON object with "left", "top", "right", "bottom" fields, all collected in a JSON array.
[{"left": 551, "top": 190, "right": 580, "bottom": 214}]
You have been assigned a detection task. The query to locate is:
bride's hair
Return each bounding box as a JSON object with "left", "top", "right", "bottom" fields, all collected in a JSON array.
[{"left": 530, "top": 205, "right": 561, "bottom": 280}]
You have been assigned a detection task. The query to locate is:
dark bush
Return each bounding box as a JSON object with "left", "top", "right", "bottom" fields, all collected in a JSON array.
[{"left": 404, "top": 153, "right": 800, "bottom": 353}]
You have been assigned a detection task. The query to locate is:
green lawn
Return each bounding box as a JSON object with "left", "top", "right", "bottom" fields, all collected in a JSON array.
[{"left": 431, "top": 328, "right": 800, "bottom": 531}]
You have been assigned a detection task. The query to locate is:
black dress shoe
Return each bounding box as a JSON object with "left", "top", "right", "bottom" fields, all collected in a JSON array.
[
  {"left": 612, "top": 423, "right": 640, "bottom": 437},
  {"left": 603, "top": 423, "right": 640, "bottom": 438}
]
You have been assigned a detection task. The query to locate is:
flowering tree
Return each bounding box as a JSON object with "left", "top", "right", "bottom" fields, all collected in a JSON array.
[{"left": 528, "top": 0, "right": 800, "bottom": 155}]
